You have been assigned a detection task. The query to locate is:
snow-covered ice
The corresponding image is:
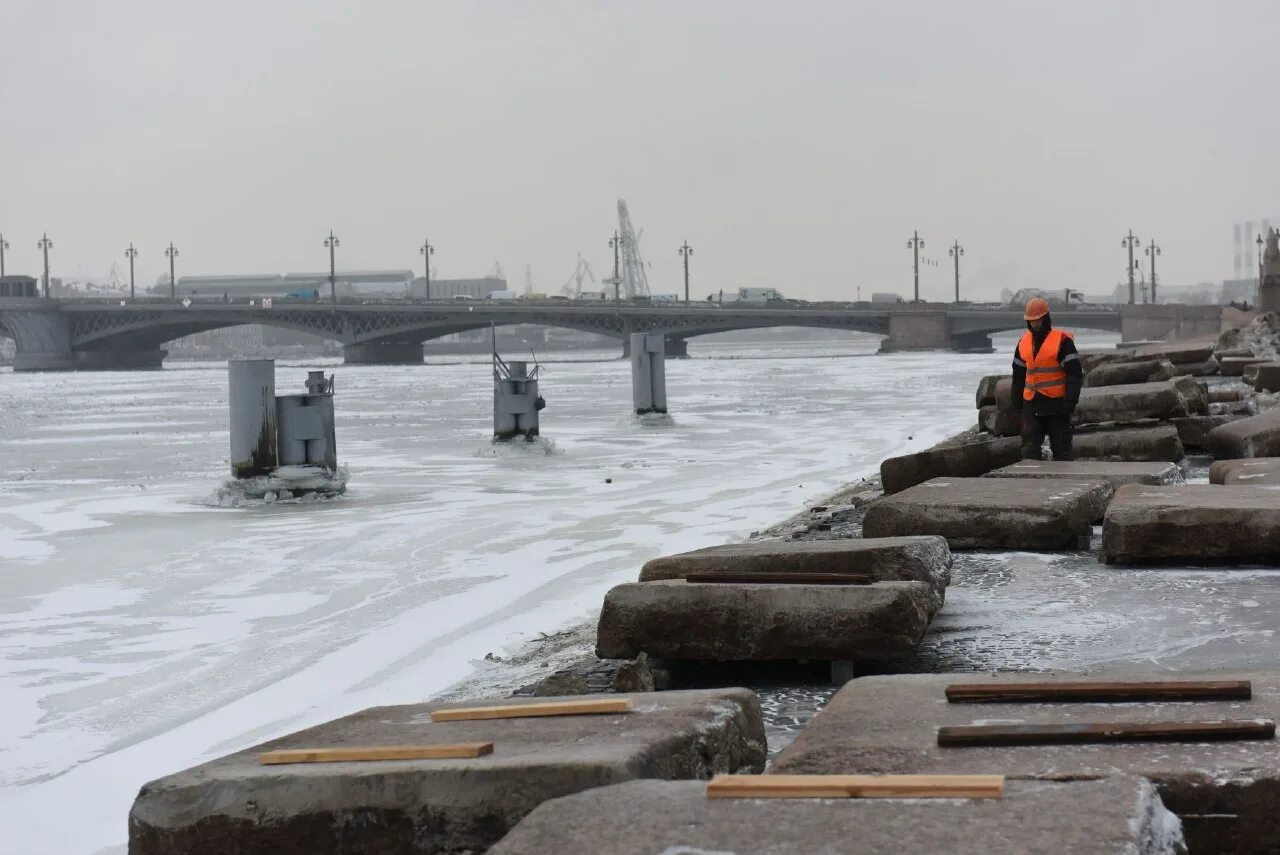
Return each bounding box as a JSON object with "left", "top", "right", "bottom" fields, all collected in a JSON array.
[{"left": 0, "top": 334, "right": 1056, "bottom": 854}]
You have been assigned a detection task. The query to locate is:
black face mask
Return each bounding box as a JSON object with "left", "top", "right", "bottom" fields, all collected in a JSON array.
[{"left": 1028, "top": 314, "right": 1053, "bottom": 343}]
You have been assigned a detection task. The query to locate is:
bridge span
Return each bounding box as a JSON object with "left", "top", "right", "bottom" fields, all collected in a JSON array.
[{"left": 0, "top": 298, "right": 1224, "bottom": 371}]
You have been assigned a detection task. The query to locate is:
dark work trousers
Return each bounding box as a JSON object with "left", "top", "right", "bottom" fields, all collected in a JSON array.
[{"left": 1021, "top": 413, "right": 1074, "bottom": 461}]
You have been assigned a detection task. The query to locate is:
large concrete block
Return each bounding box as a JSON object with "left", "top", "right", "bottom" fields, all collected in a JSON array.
[
  {"left": 1210, "top": 457, "right": 1280, "bottom": 485},
  {"left": 879, "top": 437, "right": 1022, "bottom": 495},
  {"left": 1103, "top": 483, "right": 1280, "bottom": 564},
  {"left": 861, "top": 477, "right": 1111, "bottom": 550},
  {"left": 1129, "top": 341, "right": 1216, "bottom": 364},
  {"left": 977, "top": 404, "right": 1020, "bottom": 436},
  {"left": 595, "top": 580, "right": 937, "bottom": 661},
  {"left": 975, "top": 373, "right": 1003, "bottom": 408},
  {"left": 1173, "top": 415, "right": 1246, "bottom": 452},
  {"left": 1073, "top": 381, "right": 1188, "bottom": 427},
  {"left": 1208, "top": 408, "right": 1280, "bottom": 459},
  {"left": 129, "top": 690, "right": 766, "bottom": 855},
  {"left": 770, "top": 670, "right": 1280, "bottom": 854},
  {"left": 1207, "top": 386, "right": 1245, "bottom": 403},
  {"left": 1168, "top": 358, "right": 1220, "bottom": 377},
  {"left": 1244, "top": 363, "right": 1264, "bottom": 387},
  {"left": 1217, "top": 356, "right": 1269, "bottom": 377},
  {"left": 1084, "top": 358, "right": 1175, "bottom": 387},
  {"left": 638, "top": 536, "right": 951, "bottom": 598},
  {"left": 1073, "top": 424, "right": 1185, "bottom": 462},
  {"left": 489, "top": 777, "right": 1185, "bottom": 855},
  {"left": 986, "top": 460, "right": 1182, "bottom": 489},
  {"left": 1257, "top": 363, "right": 1280, "bottom": 392},
  {"left": 1172, "top": 375, "right": 1209, "bottom": 414}
]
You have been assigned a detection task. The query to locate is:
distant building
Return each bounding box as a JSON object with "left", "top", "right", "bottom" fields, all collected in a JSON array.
[
  {"left": 0, "top": 275, "right": 39, "bottom": 298},
  {"left": 411, "top": 276, "right": 507, "bottom": 299}
]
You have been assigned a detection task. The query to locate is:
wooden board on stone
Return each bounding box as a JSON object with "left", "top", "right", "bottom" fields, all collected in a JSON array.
[
  {"left": 430, "top": 698, "right": 634, "bottom": 722},
  {"left": 706, "top": 773, "right": 1005, "bottom": 800},
  {"left": 937, "top": 719, "right": 1275, "bottom": 747},
  {"left": 259, "top": 743, "right": 494, "bottom": 764},
  {"left": 945, "top": 679, "right": 1252, "bottom": 704},
  {"left": 683, "top": 573, "right": 873, "bottom": 585}
]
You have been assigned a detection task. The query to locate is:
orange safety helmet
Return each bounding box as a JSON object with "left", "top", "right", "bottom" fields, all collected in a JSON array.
[{"left": 1023, "top": 297, "right": 1051, "bottom": 320}]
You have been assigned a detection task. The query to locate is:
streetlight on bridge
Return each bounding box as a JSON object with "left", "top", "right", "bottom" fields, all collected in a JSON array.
[
  {"left": 609, "top": 231, "right": 622, "bottom": 302},
  {"left": 1121, "top": 230, "right": 1140, "bottom": 305},
  {"left": 324, "top": 231, "right": 340, "bottom": 304},
  {"left": 37, "top": 233, "right": 53, "bottom": 298},
  {"left": 1145, "top": 241, "right": 1162, "bottom": 304},
  {"left": 948, "top": 240, "right": 964, "bottom": 303},
  {"left": 165, "top": 242, "right": 179, "bottom": 299},
  {"left": 906, "top": 231, "right": 924, "bottom": 302},
  {"left": 419, "top": 238, "right": 434, "bottom": 299},
  {"left": 0, "top": 233, "right": 8, "bottom": 277},
  {"left": 125, "top": 243, "right": 139, "bottom": 301},
  {"left": 678, "top": 240, "right": 693, "bottom": 305}
]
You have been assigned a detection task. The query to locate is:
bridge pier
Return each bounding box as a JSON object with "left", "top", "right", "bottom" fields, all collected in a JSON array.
[
  {"left": 877, "top": 309, "right": 950, "bottom": 353},
  {"left": 343, "top": 341, "right": 424, "bottom": 365},
  {"left": 620, "top": 335, "right": 688, "bottom": 359},
  {"left": 3, "top": 308, "right": 75, "bottom": 371},
  {"left": 948, "top": 331, "right": 994, "bottom": 353}
]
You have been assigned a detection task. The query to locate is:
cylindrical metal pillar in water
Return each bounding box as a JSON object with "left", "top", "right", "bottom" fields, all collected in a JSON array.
[
  {"left": 229, "top": 359, "right": 278, "bottom": 477},
  {"left": 494, "top": 360, "right": 542, "bottom": 441},
  {"left": 630, "top": 332, "right": 668, "bottom": 415}
]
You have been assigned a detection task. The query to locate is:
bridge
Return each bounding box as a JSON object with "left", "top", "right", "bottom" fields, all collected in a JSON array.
[{"left": 0, "top": 298, "right": 1225, "bottom": 371}]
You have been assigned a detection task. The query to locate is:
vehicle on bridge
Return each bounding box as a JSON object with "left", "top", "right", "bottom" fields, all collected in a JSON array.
[
  {"left": 737, "top": 287, "right": 785, "bottom": 303},
  {"left": 486, "top": 290, "right": 519, "bottom": 300},
  {"left": 517, "top": 292, "right": 548, "bottom": 301},
  {"left": 284, "top": 289, "right": 320, "bottom": 301},
  {"left": 575, "top": 290, "right": 608, "bottom": 301}
]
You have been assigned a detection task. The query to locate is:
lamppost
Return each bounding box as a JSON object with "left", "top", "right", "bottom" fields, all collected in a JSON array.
[
  {"left": 609, "top": 231, "right": 622, "bottom": 302},
  {"left": 37, "top": 233, "right": 53, "bottom": 298},
  {"left": 906, "top": 231, "right": 924, "bottom": 302},
  {"left": 0, "top": 233, "right": 8, "bottom": 277},
  {"left": 1121, "top": 230, "right": 1140, "bottom": 305},
  {"left": 324, "top": 231, "right": 340, "bottom": 304},
  {"left": 164, "top": 242, "right": 179, "bottom": 298},
  {"left": 419, "top": 238, "right": 434, "bottom": 299},
  {"left": 678, "top": 240, "right": 693, "bottom": 305},
  {"left": 125, "top": 243, "right": 139, "bottom": 300},
  {"left": 1145, "top": 241, "right": 1162, "bottom": 304},
  {"left": 1258, "top": 234, "right": 1265, "bottom": 300},
  {"left": 948, "top": 239, "right": 964, "bottom": 303}
]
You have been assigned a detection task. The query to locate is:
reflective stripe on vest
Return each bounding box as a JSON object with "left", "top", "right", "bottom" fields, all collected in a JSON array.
[{"left": 1018, "top": 329, "right": 1069, "bottom": 400}]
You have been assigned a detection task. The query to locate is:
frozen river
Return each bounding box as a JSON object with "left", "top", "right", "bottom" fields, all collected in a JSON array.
[{"left": 0, "top": 333, "right": 1063, "bottom": 853}]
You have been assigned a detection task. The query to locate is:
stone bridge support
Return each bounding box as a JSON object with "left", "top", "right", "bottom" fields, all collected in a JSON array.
[
  {"left": 1, "top": 308, "right": 75, "bottom": 371},
  {"left": 877, "top": 308, "right": 950, "bottom": 352}
]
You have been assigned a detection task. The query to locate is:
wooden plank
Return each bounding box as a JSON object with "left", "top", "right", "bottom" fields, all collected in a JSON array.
[
  {"left": 683, "top": 573, "right": 873, "bottom": 586},
  {"left": 938, "top": 719, "right": 1275, "bottom": 748},
  {"left": 259, "top": 743, "right": 494, "bottom": 765},
  {"left": 430, "top": 698, "right": 634, "bottom": 723},
  {"left": 945, "top": 679, "right": 1252, "bottom": 704},
  {"left": 707, "top": 774, "right": 1004, "bottom": 800}
]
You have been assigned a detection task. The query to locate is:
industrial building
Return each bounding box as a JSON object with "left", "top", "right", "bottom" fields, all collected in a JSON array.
[
  {"left": 0, "top": 275, "right": 39, "bottom": 297},
  {"left": 410, "top": 276, "right": 508, "bottom": 299},
  {"left": 168, "top": 270, "right": 415, "bottom": 298}
]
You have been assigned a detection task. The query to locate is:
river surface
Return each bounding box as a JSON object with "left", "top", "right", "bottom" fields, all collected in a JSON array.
[{"left": 0, "top": 333, "right": 1107, "bottom": 854}]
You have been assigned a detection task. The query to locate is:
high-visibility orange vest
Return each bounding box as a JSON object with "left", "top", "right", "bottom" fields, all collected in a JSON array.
[{"left": 1018, "top": 329, "right": 1072, "bottom": 400}]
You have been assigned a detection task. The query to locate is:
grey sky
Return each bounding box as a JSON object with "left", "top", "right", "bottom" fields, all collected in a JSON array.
[{"left": 3, "top": 0, "right": 1277, "bottom": 300}]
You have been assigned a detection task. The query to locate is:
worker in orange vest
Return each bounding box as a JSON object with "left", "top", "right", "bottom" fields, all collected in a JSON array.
[{"left": 1011, "top": 297, "right": 1083, "bottom": 460}]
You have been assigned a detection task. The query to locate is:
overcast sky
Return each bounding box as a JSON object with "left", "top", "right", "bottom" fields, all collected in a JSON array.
[{"left": 3, "top": 0, "right": 1278, "bottom": 300}]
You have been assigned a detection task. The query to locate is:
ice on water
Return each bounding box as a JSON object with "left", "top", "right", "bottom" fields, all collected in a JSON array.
[{"left": 0, "top": 336, "right": 1031, "bottom": 854}]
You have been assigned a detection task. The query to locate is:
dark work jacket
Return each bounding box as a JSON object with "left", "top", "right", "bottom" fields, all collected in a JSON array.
[{"left": 1010, "top": 318, "right": 1083, "bottom": 417}]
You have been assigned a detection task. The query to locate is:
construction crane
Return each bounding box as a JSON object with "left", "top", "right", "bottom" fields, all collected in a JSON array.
[
  {"left": 617, "top": 199, "right": 651, "bottom": 300},
  {"left": 559, "top": 253, "right": 597, "bottom": 296}
]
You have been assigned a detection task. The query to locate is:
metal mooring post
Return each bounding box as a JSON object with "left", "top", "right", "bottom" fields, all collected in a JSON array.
[
  {"left": 493, "top": 354, "right": 545, "bottom": 441},
  {"left": 629, "top": 332, "right": 668, "bottom": 415},
  {"left": 228, "top": 359, "right": 278, "bottom": 478},
  {"left": 278, "top": 370, "right": 338, "bottom": 470}
]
